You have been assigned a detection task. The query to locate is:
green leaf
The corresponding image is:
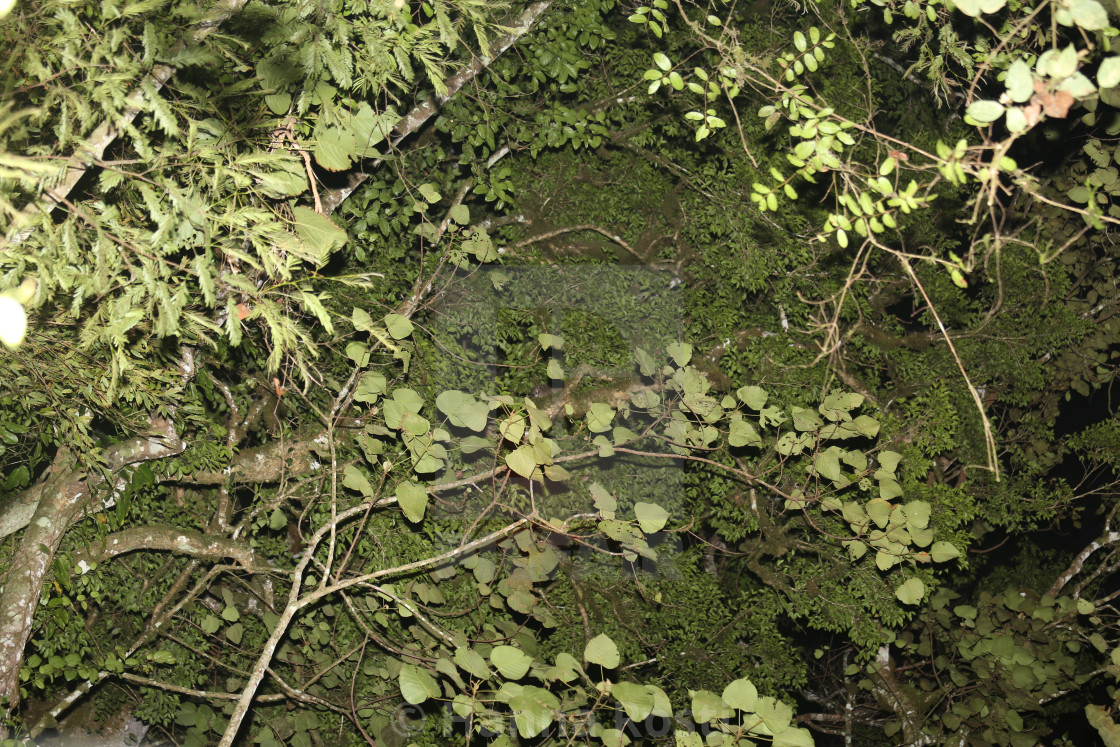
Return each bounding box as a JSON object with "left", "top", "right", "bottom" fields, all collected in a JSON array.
[
  {"left": 691, "top": 690, "right": 731, "bottom": 722},
  {"left": 878, "top": 451, "right": 902, "bottom": 473},
  {"left": 634, "top": 502, "right": 669, "bottom": 533},
  {"left": 399, "top": 664, "right": 440, "bottom": 704},
  {"left": 1005, "top": 59, "right": 1034, "bottom": 102},
  {"left": 268, "top": 508, "right": 286, "bottom": 531},
  {"left": 354, "top": 371, "right": 387, "bottom": 403},
  {"left": 449, "top": 204, "right": 470, "bottom": 224},
  {"left": 930, "top": 541, "right": 960, "bottom": 562},
  {"left": 774, "top": 728, "right": 815, "bottom": 747},
  {"left": 538, "top": 333, "right": 564, "bottom": 350},
  {"left": 876, "top": 550, "right": 900, "bottom": 570},
  {"left": 460, "top": 435, "right": 493, "bottom": 454},
  {"left": 1059, "top": 72, "right": 1097, "bottom": 98},
  {"left": 201, "top": 615, "right": 221, "bottom": 634},
  {"left": 815, "top": 446, "right": 843, "bottom": 482},
  {"left": 510, "top": 686, "right": 558, "bottom": 738},
  {"left": 1099, "top": 57, "right": 1120, "bottom": 89},
  {"left": 953, "top": 0, "right": 1006, "bottom": 17},
  {"left": 866, "top": 498, "right": 892, "bottom": 529},
  {"left": 454, "top": 648, "right": 492, "bottom": 679},
  {"left": 314, "top": 126, "right": 357, "bottom": 171},
  {"left": 396, "top": 482, "right": 428, "bottom": 523},
  {"left": 586, "top": 402, "right": 615, "bottom": 433},
  {"left": 666, "top": 342, "right": 693, "bottom": 366},
  {"left": 383, "top": 313, "right": 414, "bottom": 340},
  {"left": 895, "top": 577, "right": 925, "bottom": 605},
  {"left": 291, "top": 206, "right": 346, "bottom": 264},
  {"left": 1068, "top": 0, "right": 1109, "bottom": 29},
  {"left": 653, "top": 52, "right": 672, "bottom": 71},
  {"left": 584, "top": 633, "right": 620, "bottom": 668},
  {"left": 721, "top": 678, "right": 758, "bottom": 711},
  {"left": 436, "top": 390, "right": 488, "bottom": 431},
  {"left": 343, "top": 465, "right": 373, "bottom": 496},
  {"left": 418, "top": 183, "right": 442, "bottom": 203},
  {"left": 613, "top": 681, "right": 654, "bottom": 722},
  {"left": 591, "top": 482, "right": 617, "bottom": 517},
  {"left": 965, "top": 100, "right": 1005, "bottom": 124},
  {"left": 905, "top": 500, "right": 931, "bottom": 529},
  {"left": 491, "top": 645, "right": 532, "bottom": 679},
  {"left": 728, "top": 418, "right": 762, "bottom": 447},
  {"left": 226, "top": 623, "right": 244, "bottom": 645},
  {"left": 505, "top": 445, "right": 537, "bottom": 479},
  {"left": 264, "top": 92, "right": 291, "bottom": 115},
  {"left": 736, "top": 385, "right": 768, "bottom": 409}
]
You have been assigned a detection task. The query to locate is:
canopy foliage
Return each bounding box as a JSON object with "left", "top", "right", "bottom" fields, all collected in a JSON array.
[{"left": 0, "top": 0, "right": 1119, "bottom": 744}]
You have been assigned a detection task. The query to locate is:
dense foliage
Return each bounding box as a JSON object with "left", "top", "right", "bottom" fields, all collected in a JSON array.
[{"left": 0, "top": 0, "right": 1119, "bottom": 743}]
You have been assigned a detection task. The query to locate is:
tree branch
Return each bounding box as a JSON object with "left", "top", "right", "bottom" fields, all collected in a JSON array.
[
  {"left": 0, "top": 0, "right": 249, "bottom": 250},
  {"left": 70, "top": 524, "right": 268, "bottom": 573},
  {"left": 319, "top": 0, "right": 556, "bottom": 216}
]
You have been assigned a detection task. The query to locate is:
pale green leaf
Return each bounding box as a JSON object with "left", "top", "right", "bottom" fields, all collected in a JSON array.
[
  {"left": 965, "top": 100, "right": 1005, "bottom": 123},
  {"left": 491, "top": 645, "right": 532, "bottom": 679},
  {"left": 343, "top": 465, "right": 372, "bottom": 496},
  {"left": 383, "top": 313, "right": 414, "bottom": 339},
  {"left": 721, "top": 678, "right": 758, "bottom": 711},
  {"left": 505, "top": 445, "right": 537, "bottom": 479},
  {"left": 291, "top": 206, "right": 346, "bottom": 264},
  {"left": 895, "top": 577, "right": 926, "bottom": 605},
  {"left": 666, "top": 341, "right": 692, "bottom": 366},
  {"left": 436, "top": 390, "right": 488, "bottom": 431},
  {"left": 1099, "top": 57, "right": 1120, "bottom": 89},
  {"left": 613, "top": 681, "right": 654, "bottom": 722},
  {"left": 584, "top": 633, "right": 620, "bottom": 668},
  {"left": 634, "top": 502, "right": 669, "bottom": 533},
  {"left": 399, "top": 664, "right": 441, "bottom": 704},
  {"left": 930, "top": 541, "right": 960, "bottom": 562},
  {"left": 396, "top": 481, "right": 428, "bottom": 523}
]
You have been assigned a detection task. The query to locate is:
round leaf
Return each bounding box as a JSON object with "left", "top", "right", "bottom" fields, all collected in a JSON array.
[
  {"left": 1099, "top": 57, "right": 1120, "bottom": 89},
  {"left": 930, "top": 541, "right": 960, "bottom": 562},
  {"left": 399, "top": 663, "right": 441, "bottom": 704},
  {"left": 491, "top": 645, "right": 532, "bottom": 679},
  {"left": 634, "top": 502, "right": 669, "bottom": 533},
  {"left": 613, "top": 681, "right": 654, "bottom": 722},
  {"left": 435, "top": 390, "right": 488, "bottom": 432},
  {"left": 505, "top": 445, "right": 537, "bottom": 479},
  {"left": 895, "top": 577, "right": 925, "bottom": 605},
  {"left": 584, "top": 633, "right": 620, "bottom": 669},
  {"left": 722, "top": 678, "right": 758, "bottom": 712},
  {"left": 965, "top": 100, "right": 1005, "bottom": 124},
  {"left": 383, "top": 313, "right": 414, "bottom": 340},
  {"left": 396, "top": 481, "right": 428, "bottom": 523}
]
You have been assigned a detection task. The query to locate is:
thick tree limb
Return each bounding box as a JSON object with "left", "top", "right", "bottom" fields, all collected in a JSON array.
[
  {"left": 0, "top": 418, "right": 185, "bottom": 722},
  {"left": 1, "top": 0, "right": 249, "bottom": 250},
  {"left": 319, "top": 0, "right": 555, "bottom": 216},
  {"left": 70, "top": 524, "right": 268, "bottom": 572},
  {"left": 1048, "top": 530, "right": 1120, "bottom": 597}
]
